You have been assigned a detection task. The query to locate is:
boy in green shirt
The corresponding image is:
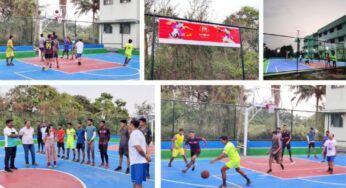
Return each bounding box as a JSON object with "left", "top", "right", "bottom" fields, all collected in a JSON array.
[
  {"left": 123, "top": 39, "right": 134, "bottom": 66},
  {"left": 210, "top": 136, "right": 251, "bottom": 187}
]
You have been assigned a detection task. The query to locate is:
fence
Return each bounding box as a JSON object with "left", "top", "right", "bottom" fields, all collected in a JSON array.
[
  {"left": 0, "top": 16, "right": 99, "bottom": 46},
  {"left": 264, "top": 33, "right": 346, "bottom": 76},
  {"left": 161, "top": 100, "right": 325, "bottom": 142},
  {"left": 145, "top": 14, "right": 259, "bottom": 80}
]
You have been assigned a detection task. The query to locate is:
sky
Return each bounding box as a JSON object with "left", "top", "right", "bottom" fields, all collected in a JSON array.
[
  {"left": 154, "top": 0, "right": 259, "bottom": 23},
  {"left": 0, "top": 85, "right": 155, "bottom": 115},
  {"left": 264, "top": 0, "right": 346, "bottom": 49}
]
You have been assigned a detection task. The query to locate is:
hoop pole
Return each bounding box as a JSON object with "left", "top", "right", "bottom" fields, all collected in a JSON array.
[
  {"left": 150, "top": 15, "right": 156, "bottom": 80},
  {"left": 243, "top": 107, "right": 249, "bottom": 156}
]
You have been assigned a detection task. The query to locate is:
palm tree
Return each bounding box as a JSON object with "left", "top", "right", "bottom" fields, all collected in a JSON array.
[
  {"left": 70, "top": 0, "right": 99, "bottom": 22},
  {"left": 289, "top": 85, "right": 326, "bottom": 112},
  {"left": 271, "top": 85, "right": 281, "bottom": 127}
]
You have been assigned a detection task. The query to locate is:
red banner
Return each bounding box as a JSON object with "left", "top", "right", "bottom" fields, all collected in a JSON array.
[{"left": 158, "top": 18, "right": 241, "bottom": 48}]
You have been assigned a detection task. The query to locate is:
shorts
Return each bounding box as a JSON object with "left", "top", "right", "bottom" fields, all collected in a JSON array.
[
  {"left": 308, "top": 142, "right": 315, "bottom": 148},
  {"left": 172, "top": 148, "right": 185, "bottom": 157},
  {"left": 57, "top": 142, "right": 64, "bottom": 148},
  {"left": 125, "top": 53, "right": 132, "bottom": 59},
  {"left": 282, "top": 142, "right": 291, "bottom": 150},
  {"left": 39, "top": 48, "right": 45, "bottom": 52},
  {"left": 53, "top": 52, "right": 58, "bottom": 58},
  {"left": 131, "top": 163, "right": 147, "bottom": 185},
  {"left": 63, "top": 49, "right": 69, "bottom": 52},
  {"left": 119, "top": 145, "right": 129, "bottom": 157},
  {"left": 76, "top": 143, "right": 85, "bottom": 149},
  {"left": 76, "top": 53, "right": 82, "bottom": 58},
  {"left": 6, "top": 50, "right": 14, "bottom": 58},
  {"left": 327, "top": 156, "right": 335, "bottom": 162},
  {"left": 66, "top": 140, "right": 75, "bottom": 149},
  {"left": 45, "top": 54, "right": 53, "bottom": 59},
  {"left": 190, "top": 150, "right": 201, "bottom": 157},
  {"left": 225, "top": 158, "right": 240, "bottom": 169}
]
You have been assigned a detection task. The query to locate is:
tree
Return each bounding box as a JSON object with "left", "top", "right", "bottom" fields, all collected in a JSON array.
[
  {"left": 135, "top": 101, "right": 154, "bottom": 116},
  {"left": 70, "top": 0, "right": 99, "bottom": 22},
  {"left": 289, "top": 85, "right": 326, "bottom": 112}
]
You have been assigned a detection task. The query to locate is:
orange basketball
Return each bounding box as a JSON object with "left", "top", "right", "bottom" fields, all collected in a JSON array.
[{"left": 201, "top": 170, "right": 210, "bottom": 179}]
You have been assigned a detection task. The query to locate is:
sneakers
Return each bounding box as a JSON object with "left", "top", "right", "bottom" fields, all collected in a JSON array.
[
  {"left": 32, "top": 162, "right": 39, "bottom": 166},
  {"left": 85, "top": 161, "right": 91, "bottom": 165},
  {"left": 267, "top": 169, "right": 272, "bottom": 173},
  {"left": 168, "top": 163, "right": 172, "bottom": 167},
  {"left": 290, "top": 158, "right": 294, "bottom": 162},
  {"left": 246, "top": 180, "right": 252, "bottom": 186},
  {"left": 104, "top": 164, "right": 109, "bottom": 169},
  {"left": 80, "top": 160, "right": 84, "bottom": 164},
  {"left": 10, "top": 166, "right": 18, "bottom": 170},
  {"left": 76, "top": 159, "right": 80, "bottom": 163},
  {"left": 114, "top": 166, "right": 122, "bottom": 171},
  {"left": 99, "top": 163, "right": 104, "bottom": 167},
  {"left": 91, "top": 162, "right": 95, "bottom": 166},
  {"left": 25, "top": 163, "right": 30, "bottom": 167},
  {"left": 218, "top": 184, "right": 227, "bottom": 188},
  {"left": 4, "top": 168, "right": 13, "bottom": 173},
  {"left": 192, "top": 165, "right": 195, "bottom": 171},
  {"left": 48, "top": 165, "right": 53, "bottom": 169},
  {"left": 125, "top": 167, "right": 130, "bottom": 174},
  {"left": 54, "top": 165, "right": 57, "bottom": 168},
  {"left": 280, "top": 164, "right": 285, "bottom": 170},
  {"left": 182, "top": 169, "right": 187, "bottom": 174}
]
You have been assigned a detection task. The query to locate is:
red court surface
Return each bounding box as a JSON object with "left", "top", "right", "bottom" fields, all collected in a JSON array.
[
  {"left": 239, "top": 157, "right": 346, "bottom": 179},
  {"left": 109, "top": 144, "right": 155, "bottom": 155},
  {"left": 0, "top": 169, "right": 85, "bottom": 188},
  {"left": 21, "top": 57, "right": 123, "bottom": 73},
  {"left": 307, "top": 62, "right": 332, "bottom": 68}
]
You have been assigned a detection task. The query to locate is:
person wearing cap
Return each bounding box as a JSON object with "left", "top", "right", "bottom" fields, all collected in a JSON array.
[
  {"left": 168, "top": 128, "right": 188, "bottom": 167},
  {"left": 139, "top": 117, "right": 152, "bottom": 178},
  {"left": 129, "top": 118, "right": 150, "bottom": 188}
]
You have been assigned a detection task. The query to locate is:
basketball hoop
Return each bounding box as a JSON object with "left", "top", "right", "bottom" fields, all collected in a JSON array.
[
  {"left": 53, "top": 10, "right": 63, "bottom": 23},
  {"left": 265, "top": 103, "right": 276, "bottom": 113}
]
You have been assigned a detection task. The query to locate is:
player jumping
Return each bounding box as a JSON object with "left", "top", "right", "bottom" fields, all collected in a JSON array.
[{"left": 210, "top": 136, "right": 251, "bottom": 187}]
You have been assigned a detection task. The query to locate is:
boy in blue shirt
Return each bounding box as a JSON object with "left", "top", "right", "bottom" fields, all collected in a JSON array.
[{"left": 76, "top": 122, "right": 86, "bottom": 164}]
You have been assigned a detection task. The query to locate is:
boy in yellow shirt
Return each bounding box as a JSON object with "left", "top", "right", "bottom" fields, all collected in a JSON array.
[
  {"left": 6, "top": 35, "right": 15, "bottom": 66},
  {"left": 168, "top": 128, "right": 188, "bottom": 167},
  {"left": 210, "top": 136, "right": 251, "bottom": 187},
  {"left": 123, "top": 39, "right": 134, "bottom": 66}
]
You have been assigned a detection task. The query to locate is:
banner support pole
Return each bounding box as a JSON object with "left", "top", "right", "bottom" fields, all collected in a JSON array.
[
  {"left": 239, "top": 28, "right": 245, "bottom": 80},
  {"left": 150, "top": 15, "right": 156, "bottom": 80}
]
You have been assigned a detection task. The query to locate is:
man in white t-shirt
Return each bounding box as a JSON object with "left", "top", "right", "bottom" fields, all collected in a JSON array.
[
  {"left": 19, "top": 120, "right": 38, "bottom": 167},
  {"left": 3, "top": 119, "right": 18, "bottom": 173},
  {"left": 129, "top": 118, "right": 150, "bottom": 188},
  {"left": 323, "top": 133, "right": 337, "bottom": 174},
  {"left": 75, "top": 39, "right": 84, "bottom": 66},
  {"left": 39, "top": 33, "right": 45, "bottom": 62},
  {"left": 40, "top": 123, "right": 47, "bottom": 154}
]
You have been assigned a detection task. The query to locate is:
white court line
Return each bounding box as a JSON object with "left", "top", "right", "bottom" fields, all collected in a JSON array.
[
  {"left": 0, "top": 168, "right": 87, "bottom": 188},
  {"left": 14, "top": 71, "right": 35, "bottom": 80},
  {"left": 275, "top": 66, "right": 278, "bottom": 72},
  {"left": 161, "top": 178, "right": 217, "bottom": 188},
  {"left": 298, "top": 178, "right": 346, "bottom": 186},
  {"left": 212, "top": 175, "right": 243, "bottom": 188}
]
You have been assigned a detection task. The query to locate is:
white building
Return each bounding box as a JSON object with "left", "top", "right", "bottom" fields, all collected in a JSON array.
[
  {"left": 98, "top": 0, "right": 139, "bottom": 49},
  {"left": 323, "top": 85, "right": 346, "bottom": 148}
]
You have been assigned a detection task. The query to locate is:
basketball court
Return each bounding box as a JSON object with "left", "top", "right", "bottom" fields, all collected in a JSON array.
[{"left": 0, "top": 140, "right": 155, "bottom": 188}]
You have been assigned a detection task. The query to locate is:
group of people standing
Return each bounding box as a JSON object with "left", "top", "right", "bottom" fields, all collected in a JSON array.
[{"left": 2, "top": 117, "right": 152, "bottom": 188}]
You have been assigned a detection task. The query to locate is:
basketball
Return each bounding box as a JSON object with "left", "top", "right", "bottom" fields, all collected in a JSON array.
[{"left": 201, "top": 170, "right": 210, "bottom": 179}]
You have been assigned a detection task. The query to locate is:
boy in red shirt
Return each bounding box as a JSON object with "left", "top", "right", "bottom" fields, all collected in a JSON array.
[{"left": 57, "top": 125, "right": 65, "bottom": 159}]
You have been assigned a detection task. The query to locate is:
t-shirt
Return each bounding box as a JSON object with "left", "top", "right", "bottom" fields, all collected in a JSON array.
[
  {"left": 174, "top": 133, "right": 184, "bottom": 149},
  {"left": 64, "top": 39, "right": 70, "bottom": 50},
  {"left": 44, "top": 40, "right": 54, "bottom": 54},
  {"left": 41, "top": 127, "right": 47, "bottom": 140},
  {"left": 119, "top": 127, "right": 129, "bottom": 147},
  {"left": 223, "top": 142, "right": 240, "bottom": 161},
  {"left": 185, "top": 137, "right": 202, "bottom": 153},
  {"left": 57, "top": 129, "right": 65, "bottom": 143},
  {"left": 271, "top": 135, "right": 281, "bottom": 151},
  {"left": 6, "top": 39, "right": 13, "bottom": 51},
  {"left": 85, "top": 125, "right": 96, "bottom": 141},
  {"left": 324, "top": 139, "right": 337, "bottom": 156},
  {"left": 129, "top": 129, "right": 147, "bottom": 165},
  {"left": 98, "top": 127, "right": 110, "bottom": 145},
  {"left": 39, "top": 37, "right": 45, "bottom": 48},
  {"left": 282, "top": 130, "right": 291, "bottom": 142},
  {"left": 37, "top": 126, "right": 42, "bottom": 140},
  {"left": 75, "top": 41, "right": 84, "bottom": 54},
  {"left": 140, "top": 127, "right": 152, "bottom": 146},
  {"left": 125, "top": 43, "right": 134, "bottom": 55},
  {"left": 66, "top": 128, "right": 76, "bottom": 141},
  {"left": 76, "top": 128, "right": 85, "bottom": 144},
  {"left": 19, "top": 127, "right": 34, "bottom": 145},
  {"left": 4, "top": 127, "right": 17, "bottom": 147},
  {"left": 307, "top": 131, "right": 316, "bottom": 142},
  {"left": 53, "top": 39, "right": 59, "bottom": 52}
]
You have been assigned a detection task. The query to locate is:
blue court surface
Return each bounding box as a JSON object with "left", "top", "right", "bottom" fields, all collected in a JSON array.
[
  {"left": 161, "top": 155, "right": 346, "bottom": 188},
  {"left": 0, "top": 53, "right": 139, "bottom": 80},
  {"left": 0, "top": 141, "right": 154, "bottom": 188},
  {"left": 265, "top": 58, "right": 346, "bottom": 74}
]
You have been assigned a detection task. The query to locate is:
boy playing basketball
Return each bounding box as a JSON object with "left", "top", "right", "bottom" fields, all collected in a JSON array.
[
  {"left": 6, "top": 35, "right": 15, "bottom": 66},
  {"left": 168, "top": 128, "right": 188, "bottom": 167},
  {"left": 182, "top": 130, "right": 206, "bottom": 173},
  {"left": 61, "top": 36, "right": 70, "bottom": 60},
  {"left": 267, "top": 131, "right": 285, "bottom": 173},
  {"left": 210, "top": 136, "right": 251, "bottom": 187},
  {"left": 43, "top": 34, "right": 54, "bottom": 71},
  {"left": 75, "top": 39, "right": 84, "bottom": 66},
  {"left": 123, "top": 39, "right": 134, "bottom": 66},
  {"left": 323, "top": 133, "right": 337, "bottom": 174}
]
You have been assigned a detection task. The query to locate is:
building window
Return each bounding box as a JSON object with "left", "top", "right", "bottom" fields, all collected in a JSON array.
[
  {"left": 330, "top": 39, "right": 335, "bottom": 43},
  {"left": 339, "top": 36, "right": 344, "bottom": 42},
  {"left": 337, "top": 24, "right": 342, "bottom": 30},
  {"left": 318, "top": 33, "right": 322, "bottom": 37},
  {"left": 331, "top": 113, "right": 344, "bottom": 128},
  {"left": 329, "top": 28, "right": 334, "bottom": 33},
  {"left": 104, "top": 0, "right": 113, "bottom": 5},
  {"left": 324, "top": 31, "right": 327, "bottom": 35},
  {"left": 104, "top": 24, "right": 113, "bottom": 34},
  {"left": 120, "top": 23, "right": 131, "bottom": 34},
  {"left": 120, "top": 0, "right": 131, "bottom": 3}
]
